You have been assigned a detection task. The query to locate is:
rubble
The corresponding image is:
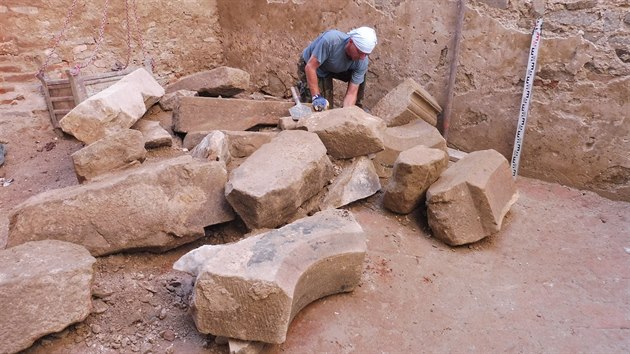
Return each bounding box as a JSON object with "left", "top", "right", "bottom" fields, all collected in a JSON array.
[
  {"left": 225, "top": 130, "right": 333, "bottom": 229},
  {"left": 159, "top": 89, "right": 197, "bottom": 111},
  {"left": 59, "top": 68, "right": 164, "bottom": 144},
  {"left": 296, "top": 106, "right": 386, "bottom": 159},
  {"left": 131, "top": 119, "right": 173, "bottom": 148},
  {"left": 8, "top": 155, "right": 234, "bottom": 256},
  {"left": 426, "top": 149, "right": 518, "bottom": 245},
  {"left": 71, "top": 129, "right": 146, "bottom": 183},
  {"left": 321, "top": 156, "right": 381, "bottom": 209},
  {"left": 165, "top": 66, "right": 250, "bottom": 96},
  {"left": 0, "top": 240, "right": 95, "bottom": 354},
  {"left": 190, "top": 130, "right": 230, "bottom": 163},
  {"left": 173, "top": 209, "right": 366, "bottom": 344},
  {"left": 371, "top": 78, "right": 442, "bottom": 127},
  {"left": 183, "top": 130, "right": 277, "bottom": 156}
]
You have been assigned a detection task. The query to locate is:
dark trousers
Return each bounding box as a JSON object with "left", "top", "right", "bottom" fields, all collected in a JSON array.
[{"left": 297, "top": 56, "right": 365, "bottom": 108}]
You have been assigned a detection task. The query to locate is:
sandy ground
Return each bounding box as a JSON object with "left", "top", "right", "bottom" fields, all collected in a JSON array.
[{"left": 0, "top": 109, "right": 629, "bottom": 353}]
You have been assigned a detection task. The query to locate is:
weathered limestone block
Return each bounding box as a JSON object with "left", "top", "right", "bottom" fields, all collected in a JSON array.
[
  {"left": 383, "top": 146, "right": 449, "bottom": 214},
  {"left": 296, "top": 106, "right": 385, "bottom": 159},
  {"left": 165, "top": 66, "right": 250, "bottom": 96},
  {"left": 173, "top": 209, "right": 366, "bottom": 344},
  {"left": 372, "top": 78, "right": 442, "bottom": 127},
  {"left": 0, "top": 240, "right": 95, "bottom": 354},
  {"left": 185, "top": 131, "right": 277, "bottom": 156},
  {"left": 132, "top": 119, "right": 173, "bottom": 148},
  {"left": 322, "top": 157, "right": 381, "bottom": 209},
  {"left": 374, "top": 119, "right": 447, "bottom": 178},
  {"left": 225, "top": 130, "right": 333, "bottom": 229},
  {"left": 71, "top": 129, "right": 146, "bottom": 183},
  {"left": 191, "top": 131, "right": 230, "bottom": 163},
  {"left": 426, "top": 149, "right": 518, "bottom": 246},
  {"left": 159, "top": 89, "right": 197, "bottom": 111},
  {"left": 173, "top": 97, "right": 293, "bottom": 133},
  {"left": 59, "top": 68, "right": 164, "bottom": 144},
  {"left": 8, "top": 156, "right": 234, "bottom": 256}
]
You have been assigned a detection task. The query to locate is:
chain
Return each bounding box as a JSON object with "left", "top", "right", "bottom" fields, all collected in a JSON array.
[
  {"left": 36, "top": 0, "right": 80, "bottom": 79},
  {"left": 130, "top": 0, "right": 151, "bottom": 69},
  {"left": 71, "top": 0, "right": 110, "bottom": 75},
  {"left": 122, "top": 0, "right": 132, "bottom": 70}
]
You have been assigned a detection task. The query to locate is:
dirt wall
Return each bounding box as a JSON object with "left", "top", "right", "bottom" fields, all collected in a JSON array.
[{"left": 1, "top": 0, "right": 628, "bottom": 201}]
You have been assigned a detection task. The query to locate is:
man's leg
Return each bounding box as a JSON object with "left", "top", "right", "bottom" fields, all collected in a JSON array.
[{"left": 330, "top": 71, "right": 366, "bottom": 107}]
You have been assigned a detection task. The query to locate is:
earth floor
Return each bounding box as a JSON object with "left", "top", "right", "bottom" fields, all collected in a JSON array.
[{"left": 0, "top": 109, "right": 629, "bottom": 353}]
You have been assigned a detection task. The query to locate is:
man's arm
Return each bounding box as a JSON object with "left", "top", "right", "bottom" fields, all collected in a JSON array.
[
  {"left": 304, "top": 55, "right": 321, "bottom": 98},
  {"left": 343, "top": 82, "right": 360, "bottom": 107}
]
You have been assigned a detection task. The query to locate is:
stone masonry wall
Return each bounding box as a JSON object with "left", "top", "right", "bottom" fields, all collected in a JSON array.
[{"left": 1, "top": 0, "right": 628, "bottom": 201}]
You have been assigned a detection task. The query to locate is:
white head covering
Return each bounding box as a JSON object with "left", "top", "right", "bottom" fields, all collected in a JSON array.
[{"left": 347, "top": 26, "right": 377, "bottom": 54}]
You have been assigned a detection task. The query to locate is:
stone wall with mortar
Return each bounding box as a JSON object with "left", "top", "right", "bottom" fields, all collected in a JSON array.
[
  {"left": 216, "top": 0, "right": 630, "bottom": 202},
  {"left": 1, "top": 0, "right": 628, "bottom": 201}
]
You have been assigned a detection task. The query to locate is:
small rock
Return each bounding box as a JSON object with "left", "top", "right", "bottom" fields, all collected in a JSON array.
[
  {"left": 158, "top": 308, "right": 167, "bottom": 320},
  {"left": 92, "top": 299, "right": 109, "bottom": 314},
  {"left": 90, "top": 324, "right": 102, "bottom": 334},
  {"left": 161, "top": 329, "right": 176, "bottom": 341}
]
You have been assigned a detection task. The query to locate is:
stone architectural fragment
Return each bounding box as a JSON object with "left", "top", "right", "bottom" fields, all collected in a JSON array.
[
  {"left": 426, "top": 149, "right": 518, "bottom": 246},
  {"left": 372, "top": 78, "right": 442, "bottom": 127},
  {"left": 159, "top": 89, "right": 197, "bottom": 111},
  {"left": 225, "top": 130, "right": 333, "bottom": 229},
  {"left": 296, "top": 106, "right": 385, "bottom": 159},
  {"left": 59, "top": 68, "right": 164, "bottom": 144},
  {"left": 374, "top": 119, "right": 447, "bottom": 178},
  {"left": 71, "top": 129, "right": 146, "bottom": 183},
  {"left": 173, "top": 209, "right": 366, "bottom": 344},
  {"left": 173, "top": 97, "right": 293, "bottom": 133},
  {"left": 165, "top": 66, "right": 250, "bottom": 96},
  {"left": 132, "top": 119, "right": 173, "bottom": 148},
  {"left": 0, "top": 240, "right": 95, "bottom": 354},
  {"left": 383, "top": 146, "right": 449, "bottom": 214},
  {"left": 322, "top": 157, "right": 381, "bottom": 209},
  {"left": 8, "top": 156, "right": 234, "bottom": 256}
]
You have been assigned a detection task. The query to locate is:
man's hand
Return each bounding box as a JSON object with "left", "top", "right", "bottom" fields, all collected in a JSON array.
[{"left": 312, "top": 95, "right": 329, "bottom": 112}]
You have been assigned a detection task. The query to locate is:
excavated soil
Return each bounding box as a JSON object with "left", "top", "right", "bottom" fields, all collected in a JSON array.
[{"left": 1, "top": 109, "right": 629, "bottom": 353}]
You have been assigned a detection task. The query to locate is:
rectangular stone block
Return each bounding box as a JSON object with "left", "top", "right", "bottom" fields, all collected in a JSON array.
[
  {"left": 372, "top": 78, "right": 442, "bottom": 127},
  {"left": 173, "top": 97, "right": 294, "bottom": 133}
]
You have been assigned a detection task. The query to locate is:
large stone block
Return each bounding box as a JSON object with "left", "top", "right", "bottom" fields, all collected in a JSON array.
[
  {"left": 165, "top": 66, "right": 250, "bottom": 96},
  {"left": 426, "top": 149, "right": 518, "bottom": 246},
  {"left": 383, "top": 146, "right": 449, "bottom": 214},
  {"left": 0, "top": 240, "right": 95, "bottom": 354},
  {"left": 374, "top": 119, "right": 446, "bottom": 178},
  {"left": 322, "top": 157, "right": 381, "bottom": 209},
  {"left": 8, "top": 156, "right": 234, "bottom": 256},
  {"left": 225, "top": 130, "right": 333, "bottom": 229},
  {"left": 71, "top": 129, "right": 146, "bottom": 183},
  {"left": 131, "top": 119, "right": 173, "bottom": 148},
  {"left": 159, "top": 89, "right": 197, "bottom": 111},
  {"left": 173, "top": 209, "right": 366, "bottom": 344},
  {"left": 296, "top": 106, "right": 385, "bottom": 159},
  {"left": 59, "top": 68, "right": 164, "bottom": 144},
  {"left": 372, "top": 78, "right": 442, "bottom": 127},
  {"left": 173, "top": 96, "right": 294, "bottom": 133}
]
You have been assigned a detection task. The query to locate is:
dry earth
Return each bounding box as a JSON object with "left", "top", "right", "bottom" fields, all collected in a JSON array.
[{"left": 0, "top": 108, "right": 629, "bottom": 353}]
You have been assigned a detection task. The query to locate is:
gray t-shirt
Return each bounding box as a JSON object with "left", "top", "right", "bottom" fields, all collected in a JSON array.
[{"left": 302, "top": 30, "right": 369, "bottom": 85}]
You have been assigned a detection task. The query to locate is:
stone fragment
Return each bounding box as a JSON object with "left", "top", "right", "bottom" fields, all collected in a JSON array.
[
  {"left": 447, "top": 147, "right": 468, "bottom": 162},
  {"left": 173, "top": 97, "right": 293, "bottom": 133},
  {"left": 297, "top": 106, "right": 385, "bottom": 159},
  {"left": 228, "top": 338, "right": 266, "bottom": 354},
  {"left": 71, "top": 129, "right": 146, "bottom": 183},
  {"left": 322, "top": 157, "right": 381, "bottom": 209},
  {"left": 8, "top": 155, "right": 234, "bottom": 256},
  {"left": 372, "top": 78, "right": 442, "bottom": 127},
  {"left": 0, "top": 240, "right": 95, "bottom": 354},
  {"left": 426, "top": 149, "right": 518, "bottom": 246},
  {"left": 173, "top": 209, "right": 366, "bottom": 344},
  {"left": 159, "top": 89, "right": 197, "bottom": 111},
  {"left": 374, "top": 119, "right": 447, "bottom": 178},
  {"left": 564, "top": 0, "right": 596, "bottom": 10},
  {"left": 225, "top": 130, "right": 333, "bottom": 229},
  {"left": 132, "top": 119, "right": 173, "bottom": 148},
  {"left": 191, "top": 131, "right": 230, "bottom": 163},
  {"left": 165, "top": 66, "right": 250, "bottom": 96},
  {"left": 59, "top": 68, "right": 164, "bottom": 144},
  {"left": 383, "top": 146, "right": 449, "bottom": 214},
  {"left": 184, "top": 131, "right": 276, "bottom": 157},
  {"left": 278, "top": 116, "right": 299, "bottom": 130}
]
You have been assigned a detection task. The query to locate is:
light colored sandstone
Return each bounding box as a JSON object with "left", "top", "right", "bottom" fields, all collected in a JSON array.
[
  {"left": 371, "top": 78, "right": 442, "bottom": 127},
  {"left": 132, "top": 119, "right": 173, "bottom": 148},
  {"left": 296, "top": 106, "right": 385, "bottom": 159},
  {"left": 0, "top": 240, "right": 95, "bottom": 354},
  {"left": 159, "top": 89, "right": 197, "bottom": 111},
  {"left": 173, "top": 209, "right": 366, "bottom": 344},
  {"left": 71, "top": 129, "right": 146, "bottom": 183},
  {"left": 426, "top": 149, "right": 518, "bottom": 246},
  {"left": 383, "top": 146, "right": 449, "bottom": 214},
  {"left": 191, "top": 130, "right": 230, "bottom": 163},
  {"left": 225, "top": 130, "right": 333, "bottom": 229},
  {"left": 228, "top": 338, "right": 266, "bottom": 354},
  {"left": 322, "top": 156, "right": 381, "bottom": 209},
  {"left": 8, "top": 155, "right": 234, "bottom": 256},
  {"left": 165, "top": 66, "right": 250, "bottom": 96},
  {"left": 59, "top": 68, "right": 164, "bottom": 144}
]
